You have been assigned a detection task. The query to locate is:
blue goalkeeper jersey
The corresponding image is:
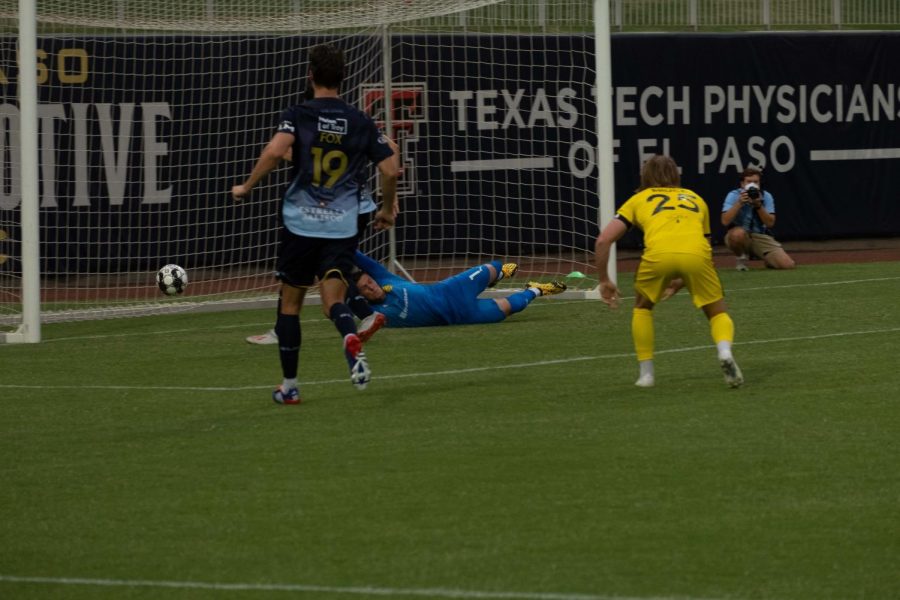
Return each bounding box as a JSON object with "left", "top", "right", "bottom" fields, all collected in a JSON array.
[
  {"left": 276, "top": 98, "right": 393, "bottom": 238},
  {"left": 354, "top": 252, "right": 457, "bottom": 327}
]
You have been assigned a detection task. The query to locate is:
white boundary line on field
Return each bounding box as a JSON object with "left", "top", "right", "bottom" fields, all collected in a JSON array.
[
  {"left": 724, "top": 275, "right": 900, "bottom": 292},
  {"left": 1, "top": 325, "right": 899, "bottom": 393},
  {"left": 0, "top": 574, "right": 712, "bottom": 600},
  {"left": 6, "top": 274, "right": 900, "bottom": 346},
  {"left": 30, "top": 318, "right": 313, "bottom": 343}
]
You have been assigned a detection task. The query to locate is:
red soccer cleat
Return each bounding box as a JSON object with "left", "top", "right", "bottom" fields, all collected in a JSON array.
[{"left": 358, "top": 312, "right": 387, "bottom": 343}]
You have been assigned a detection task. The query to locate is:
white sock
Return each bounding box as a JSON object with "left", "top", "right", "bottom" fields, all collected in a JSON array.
[
  {"left": 529, "top": 286, "right": 542, "bottom": 297},
  {"left": 282, "top": 378, "right": 298, "bottom": 391},
  {"left": 639, "top": 360, "right": 654, "bottom": 378},
  {"left": 716, "top": 342, "right": 733, "bottom": 361}
]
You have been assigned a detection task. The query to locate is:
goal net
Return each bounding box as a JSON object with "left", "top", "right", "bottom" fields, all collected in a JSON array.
[{"left": 1, "top": 0, "right": 602, "bottom": 338}]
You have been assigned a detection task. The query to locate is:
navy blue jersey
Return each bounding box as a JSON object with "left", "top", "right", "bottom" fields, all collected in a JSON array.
[{"left": 276, "top": 98, "right": 393, "bottom": 238}]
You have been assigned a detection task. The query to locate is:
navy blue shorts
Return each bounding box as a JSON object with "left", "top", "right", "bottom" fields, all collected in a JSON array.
[{"left": 275, "top": 228, "right": 357, "bottom": 288}]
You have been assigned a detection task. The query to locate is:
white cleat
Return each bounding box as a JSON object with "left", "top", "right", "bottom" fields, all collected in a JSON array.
[
  {"left": 634, "top": 374, "right": 655, "bottom": 388},
  {"left": 350, "top": 351, "right": 371, "bottom": 391},
  {"left": 720, "top": 357, "right": 744, "bottom": 388},
  {"left": 246, "top": 329, "right": 278, "bottom": 345},
  {"left": 344, "top": 334, "right": 371, "bottom": 391}
]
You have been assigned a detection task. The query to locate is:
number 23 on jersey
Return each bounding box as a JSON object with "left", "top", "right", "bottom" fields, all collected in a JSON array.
[{"left": 648, "top": 192, "right": 700, "bottom": 215}]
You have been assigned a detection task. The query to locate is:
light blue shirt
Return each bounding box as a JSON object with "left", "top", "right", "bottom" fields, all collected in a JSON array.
[
  {"left": 722, "top": 188, "right": 776, "bottom": 234},
  {"left": 276, "top": 99, "right": 393, "bottom": 238}
]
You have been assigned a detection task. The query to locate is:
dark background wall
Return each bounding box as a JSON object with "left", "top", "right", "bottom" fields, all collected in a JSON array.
[{"left": 1, "top": 32, "right": 897, "bottom": 273}]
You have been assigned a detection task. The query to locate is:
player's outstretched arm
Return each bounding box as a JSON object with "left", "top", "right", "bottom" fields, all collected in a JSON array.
[
  {"left": 354, "top": 251, "right": 404, "bottom": 285},
  {"left": 385, "top": 137, "right": 401, "bottom": 220},
  {"left": 721, "top": 190, "right": 745, "bottom": 227},
  {"left": 373, "top": 153, "right": 399, "bottom": 230},
  {"left": 661, "top": 278, "right": 685, "bottom": 301},
  {"left": 594, "top": 218, "right": 628, "bottom": 308},
  {"left": 232, "top": 132, "right": 294, "bottom": 201}
]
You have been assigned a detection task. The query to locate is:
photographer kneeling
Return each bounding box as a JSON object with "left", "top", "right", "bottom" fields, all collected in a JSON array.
[{"left": 721, "top": 166, "right": 795, "bottom": 270}]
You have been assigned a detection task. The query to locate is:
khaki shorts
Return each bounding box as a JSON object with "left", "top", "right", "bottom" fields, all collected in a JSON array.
[
  {"left": 748, "top": 232, "right": 784, "bottom": 258},
  {"left": 634, "top": 252, "right": 724, "bottom": 308}
]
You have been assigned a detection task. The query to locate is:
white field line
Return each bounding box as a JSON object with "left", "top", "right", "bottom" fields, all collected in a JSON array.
[
  {"left": 35, "top": 319, "right": 304, "bottom": 343},
  {"left": 0, "top": 574, "right": 712, "bottom": 600},
  {"left": 1, "top": 274, "right": 898, "bottom": 392},
  {"left": 723, "top": 275, "right": 900, "bottom": 292},
  {"left": 1, "top": 326, "right": 898, "bottom": 393},
  {"left": 11, "top": 275, "right": 900, "bottom": 346},
  {"left": 0, "top": 277, "right": 900, "bottom": 348},
  {"left": 574, "top": 274, "right": 900, "bottom": 305}
]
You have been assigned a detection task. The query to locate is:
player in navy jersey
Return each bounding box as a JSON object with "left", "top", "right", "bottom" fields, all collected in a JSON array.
[{"left": 232, "top": 43, "right": 399, "bottom": 405}]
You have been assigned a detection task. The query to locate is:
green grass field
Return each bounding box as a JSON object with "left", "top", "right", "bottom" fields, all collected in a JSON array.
[{"left": 2, "top": 261, "right": 900, "bottom": 600}]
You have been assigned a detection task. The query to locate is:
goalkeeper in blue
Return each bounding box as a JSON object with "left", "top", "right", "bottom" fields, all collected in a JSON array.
[
  {"left": 351, "top": 252, "right": 566, "bottom": 327},
  {"left": 247, "top": 251, "right": 567, "bottom": 343}
]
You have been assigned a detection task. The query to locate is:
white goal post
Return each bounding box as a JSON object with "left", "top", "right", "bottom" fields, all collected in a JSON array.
[{"left": 1, "top": 0, "right": 616, "bottom": 343}]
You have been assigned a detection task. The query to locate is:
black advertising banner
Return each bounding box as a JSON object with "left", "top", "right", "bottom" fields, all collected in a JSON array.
[
  {"left": 406, "top": 32, "right": 900, "bottom": 250},
  {"left": 609, "top": 32, "right": 900, "bottom": 242},
  {"left": 1, "top": 32, "right": 898, "bottom": 272},
  {"left": 0, "top": 36, "right": 312, "bottom": 273}
]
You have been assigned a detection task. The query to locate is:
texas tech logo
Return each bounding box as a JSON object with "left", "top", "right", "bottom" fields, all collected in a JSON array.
[{"left": 359, "top": 83, "right": 426, "bottom": 197}]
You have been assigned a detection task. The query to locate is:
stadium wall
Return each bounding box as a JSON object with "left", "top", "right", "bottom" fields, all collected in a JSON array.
[{"left": 1, "top": 32, "right": 898, "bottom": 271}]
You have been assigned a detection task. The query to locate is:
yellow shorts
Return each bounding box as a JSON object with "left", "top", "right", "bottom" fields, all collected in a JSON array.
[{"left": 634, "top": 252, "right": 724, "bottom": 308}]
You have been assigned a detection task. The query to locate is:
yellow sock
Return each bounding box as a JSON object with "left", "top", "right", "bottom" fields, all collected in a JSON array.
[
  {"left": 709, "top": 312, "right": 735, "bottom": 344},
  {"left": 632, "top": 308, "right": 654, "bottom": 361}
]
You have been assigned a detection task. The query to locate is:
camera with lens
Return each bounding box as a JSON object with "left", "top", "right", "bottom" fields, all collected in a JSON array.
[{"left": 744, "top": 182, "right": 761, "bottom": 201}]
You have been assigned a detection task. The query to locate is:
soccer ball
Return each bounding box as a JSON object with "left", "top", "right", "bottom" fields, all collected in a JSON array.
[{"left": 157, "top": 264, "right": 188, "bottom": 296}]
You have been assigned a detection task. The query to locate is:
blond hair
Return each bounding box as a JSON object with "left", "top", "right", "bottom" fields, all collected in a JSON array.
[{"left": 637, "top": 155, "right": 681, "bottom": 191}]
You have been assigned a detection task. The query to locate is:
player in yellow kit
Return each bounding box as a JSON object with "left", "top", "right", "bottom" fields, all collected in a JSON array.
[{"left": 594, "top": 155, "right": 743, "bottom": 388}]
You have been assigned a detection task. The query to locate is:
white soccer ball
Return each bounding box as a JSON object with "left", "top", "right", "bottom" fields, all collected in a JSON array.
[{"left": 156, "top": 264, "right": 188, "bottom": 296}]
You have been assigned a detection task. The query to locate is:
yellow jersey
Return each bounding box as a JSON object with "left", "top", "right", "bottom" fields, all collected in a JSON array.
[{"left": 616, "top": 187, "right": 712, "bottom": 258}]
